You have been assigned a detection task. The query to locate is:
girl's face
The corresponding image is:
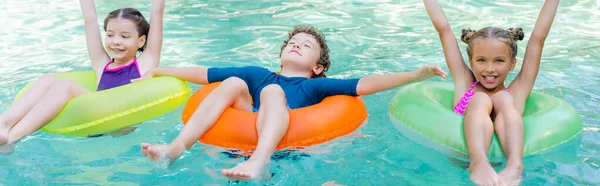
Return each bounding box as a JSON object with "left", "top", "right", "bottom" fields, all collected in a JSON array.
[
  {"left": 469, "top": 38, "right": 517, "bottom": 90},
  {"left": 104, "top": 18, "right": 145, "bottom": 62},
  {"left": 280, "top": 33, "right": 323, "bottom": 76}
]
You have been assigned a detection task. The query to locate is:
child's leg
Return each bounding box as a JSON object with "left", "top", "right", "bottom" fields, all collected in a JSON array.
[
  {"left": 221, "top": 84, "right": 289, "bottom": 181},
  {"left": 6, "top": 78, "right": 90, "bottom": 144},
  {"left": 491, "top": 92, "right": 524, "bottom": 185},
  {"left": 0, "top": 75, "right": 58, "bottom": 144},
  {"left": 141, "top": 77, "right": 253, "bottom": 164},
  {"left": 464, "top": 92, "right": 500, "bottom": 186}
]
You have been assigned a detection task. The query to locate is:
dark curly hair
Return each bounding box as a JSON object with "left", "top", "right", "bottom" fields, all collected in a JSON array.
[
  {"left": 104, "top": 8, "right": 150, "bottom": 52},
  {"left": 280, "top": 24, "right": 330, "bottom": 78},
  {"left": 461, "top": 27, "right": 525, "bottom": 61}
]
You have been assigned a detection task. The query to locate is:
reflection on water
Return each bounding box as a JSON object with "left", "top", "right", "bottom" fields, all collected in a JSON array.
[{"left": 0, "top": 0, "right": 598, "bottom": 185}]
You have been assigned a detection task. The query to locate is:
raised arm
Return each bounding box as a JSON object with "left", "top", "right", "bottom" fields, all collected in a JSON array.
[
  {"left": 510, "top": 0, "right": 559, "bottom": 111},
  {"left": 423, "top": 0, "right": 474, "bottom": 98},
  {"left": 80, "top": 0, "right": 110, "bottom": 73},
  {"left": 356, "top": 65, "right": 447, "bottom": 96},
  {"left": 133, "top": 67, "right": 209, "bottom": 85},
  {"left": 137, "top": 0, "right": 165, "bottom": 74}
]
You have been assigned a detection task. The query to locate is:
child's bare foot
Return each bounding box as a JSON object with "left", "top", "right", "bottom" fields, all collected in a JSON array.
[
  {"left": 221, "top": 159, "right": 270, "bottom": 181},
  {"left": 469, "top": 160, "right": 500, "bottom": 186},
  {"left": 141, "top": 143, "right": 185, "bottom": 166},
  {"left": 498, "top": 164, "right": 523, "bottom": 186}
]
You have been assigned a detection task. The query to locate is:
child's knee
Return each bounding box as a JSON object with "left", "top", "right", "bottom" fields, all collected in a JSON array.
[
  {"left": 219, "top": 77, "right": 250, "bottom": 98},
  {"left": 260, "top": 84, "right": 285, "bottom": 100},
  {"left": 52, "top": 78, "right": 73, "bottom": 88},
  {"left": 471, "top": 92, "right": 493, "bottom": 106},
  {"left": 466, "top": 92, "right": 493, "bottom": 113},
  {"left": 491, "top": 92, "right": 516, "bottom": 110},
  {"left": 52, "top": 79, "right": 81, "bottom": 95},
  {"left": 37, "top": 74, "right": 56, "bottom": 83},
  {"left": 221, "top": 77, "right": 248, "bottom": 90}
]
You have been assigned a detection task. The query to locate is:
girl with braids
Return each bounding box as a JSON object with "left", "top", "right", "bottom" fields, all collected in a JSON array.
[
  {"left": 0, "top": 0, "right": 165, "bottom": 153},
  {"left": 423, "top": 0, "right": 559, "bottom": 185}
]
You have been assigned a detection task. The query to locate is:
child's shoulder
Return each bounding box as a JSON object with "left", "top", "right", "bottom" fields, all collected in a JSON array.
[
  {"left": 235, "top": 66, "right": 275, "bottom": 77},
  {"left": 236, "top": 66, "right": 272, "bottom": 74},
  {"left": 239, "top": 65, "right": 269, "bottom": 71},
  {"left": 211, "top": 65, "right": 270, "bottom": 73},
  {"left": 304, "top": 77, "right": 335, "bottom": 84}
]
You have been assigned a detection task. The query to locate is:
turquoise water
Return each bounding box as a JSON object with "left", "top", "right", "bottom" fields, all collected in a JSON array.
[{"left": 1, "top": 0, "right": 599, "bottom": 185}]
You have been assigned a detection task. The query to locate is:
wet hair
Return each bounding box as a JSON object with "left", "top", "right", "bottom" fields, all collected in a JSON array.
[
  {"left": 461, "top": 27, "right": 524, "bottom": 61},
  {"left": 103, "top": 8, "right": 150, "bottom": 52},
  {"left": 280, "top": 24, "right": 331, "bottom": 78}
]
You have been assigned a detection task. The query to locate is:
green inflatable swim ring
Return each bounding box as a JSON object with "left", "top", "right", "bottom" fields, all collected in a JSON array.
[
  {"left": 389, "top": 82, "right": 582, "bottom": 159},
  {"left": 14, "top": 71, "right": 191, "bottom": 137}
]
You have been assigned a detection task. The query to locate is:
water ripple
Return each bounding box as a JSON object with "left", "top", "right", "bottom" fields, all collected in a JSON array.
[{"left": 0, "top": 0, "right": 599, "bottom": 185}]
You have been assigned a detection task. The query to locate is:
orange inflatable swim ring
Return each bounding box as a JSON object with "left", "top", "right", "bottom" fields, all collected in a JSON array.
[{"left": 182, "top": 82, "right": 368, "bottom": 150}]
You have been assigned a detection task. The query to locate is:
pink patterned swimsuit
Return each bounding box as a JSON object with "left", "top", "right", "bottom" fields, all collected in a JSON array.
[{"left": 452, "top": 81, "right": 508, "bottom": 115}]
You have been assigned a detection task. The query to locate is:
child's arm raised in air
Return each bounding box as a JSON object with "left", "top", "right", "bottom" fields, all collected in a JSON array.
[
  {"left": 356, "top": 65, "right": 447, "bottom": 95},
  {"left": 80, "top": 0, "right": 110, "bottom": 74},
  {"left": 138, "top": 0, "right": 165, "bottom": 74},
  {"left": 132, "top": 67, "right": 209, "bottom": 85},
  {"left": 510, "top": 0, "right": 559, "bottom": 112},
  {"left": 423, "top": 0, "right": 474, "bottom": 100}
]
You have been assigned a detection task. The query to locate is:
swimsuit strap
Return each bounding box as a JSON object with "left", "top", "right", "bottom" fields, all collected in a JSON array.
[
  {"left": 453, "top": 81, "right": 479, "bottom": 115},
  {"left": 468, "top": 81, "right": 478, "bottom": 91}
]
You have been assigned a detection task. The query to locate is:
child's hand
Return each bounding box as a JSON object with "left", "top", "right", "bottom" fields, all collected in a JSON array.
[
  {"left": 131, "top": 70, "right": 155, "bottom": 83},
  {"left": 415, "top": 64, "right": 447, "bottom": 81}
]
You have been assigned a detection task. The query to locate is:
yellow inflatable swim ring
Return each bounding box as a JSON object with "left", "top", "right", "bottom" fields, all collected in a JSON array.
[{"left": 14, "top": 71, "right": 191, "bottom": 137}]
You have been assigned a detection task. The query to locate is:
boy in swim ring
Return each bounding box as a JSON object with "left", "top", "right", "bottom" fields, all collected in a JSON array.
[
  {"left": 0, "top": 0, "right": 166, "bottom": 154},
  {"left": 135, "top": 24, "right": 447, "bottom": 181},
  {"left": 423, "top": 0, "right": 558, "bottom": 185}
]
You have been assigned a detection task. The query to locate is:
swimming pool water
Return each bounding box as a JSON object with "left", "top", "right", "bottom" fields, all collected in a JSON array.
[{"left": 1, "top": 0, "right": 599, "bottom": 185}]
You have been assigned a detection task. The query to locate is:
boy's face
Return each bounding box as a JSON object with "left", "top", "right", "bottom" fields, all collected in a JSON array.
[{"left": 280, "top": 32, "right": 322, "bottom": 75}]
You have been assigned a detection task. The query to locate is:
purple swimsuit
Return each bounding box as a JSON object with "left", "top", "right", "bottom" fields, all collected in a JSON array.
[{"left": 97, "top": 58, "right": 141, "bottom": 91}]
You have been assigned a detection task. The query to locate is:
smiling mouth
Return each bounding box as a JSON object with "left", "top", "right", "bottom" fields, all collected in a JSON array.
[
  {"left": 289, "top": 50, "right": 301, "bottom": 56},
  {"left": 482, "top": 75, "right": 498, "bottom": 82},
  {"left": 111, "top": 48, "right": 126, "bottom": 53}
]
